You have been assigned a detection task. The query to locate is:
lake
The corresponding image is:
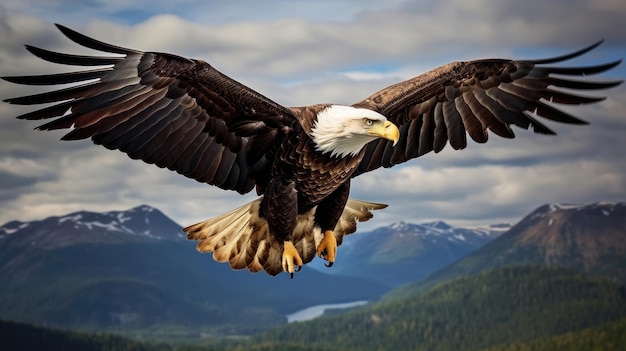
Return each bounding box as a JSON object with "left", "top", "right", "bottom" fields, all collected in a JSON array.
[{"left": 286, "top": 300, "right": 369, "bottom": 323}]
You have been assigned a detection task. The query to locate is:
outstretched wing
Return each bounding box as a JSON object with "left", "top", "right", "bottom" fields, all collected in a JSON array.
[
  {"left": 3, "top": 24, "right": 298, "bottom": 194},
  {"left": 352, "top": 41, "right": 622, "bottom": 176}
]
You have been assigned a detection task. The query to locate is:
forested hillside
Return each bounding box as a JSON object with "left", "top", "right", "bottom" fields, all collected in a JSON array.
[
  {"left": 480, "top": 317, "right": 626, "bottom": 351},
  {"left": 5, "top": 266, "right": 626, "bottom": 351},
  {"left": 0, "top": 319, "right": 334, "bottom": 351},
  {"left": 0, "top": 319, "right": 165, "bottom": 351},
  {"left": 254, "top": 266, "right": 626, "bottom": 351}
]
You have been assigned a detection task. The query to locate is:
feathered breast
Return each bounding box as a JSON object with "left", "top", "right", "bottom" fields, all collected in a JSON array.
[{"left": 283, "top": 105, "right": 365, "bottom": 207}]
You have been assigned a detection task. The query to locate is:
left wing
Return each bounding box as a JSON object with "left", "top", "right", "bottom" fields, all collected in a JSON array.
[
  {"left": 351, "top": 41, "right": 622, "bottom": 177},
  {"left": 3, "top": 24, "right": 300, "bottom": 194}
]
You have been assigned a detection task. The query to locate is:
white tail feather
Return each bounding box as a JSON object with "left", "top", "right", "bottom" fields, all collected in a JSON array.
[{"left": 184, "top": 196, "right": 387, "bottom": 276}]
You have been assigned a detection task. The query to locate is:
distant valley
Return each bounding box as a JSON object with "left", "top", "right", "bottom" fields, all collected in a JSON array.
[{"left": 1, "top": 200, "right": 624, "bottom": 349}]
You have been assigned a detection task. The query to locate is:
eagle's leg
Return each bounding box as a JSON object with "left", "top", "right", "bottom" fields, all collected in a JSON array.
[
  {"left": 282, "top": 241, "right": 303, "bottom": 278},
  {"left": 260, "top": 179, "right": 304, "bottom": 278},
  {"left": 314, "top": 181, "right": 350, "bottom": 268},
  {"left": 317, "top": 230, "right": 337, "bottom": 267}
]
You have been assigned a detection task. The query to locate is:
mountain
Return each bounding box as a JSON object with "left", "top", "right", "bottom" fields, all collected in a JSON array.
[
  {"left": 0, "top": 205, "right": 389, "bottom": 335},
  {"left": 254, "top": 266, "right": 626, "bottom": 351},
  {"left": 389, "top": 201, "right": 626, "bottom": 298},
  {"left": 0, "top": 204, "right": 186, "bottom": 247},
  {"left": 309, "top": 220, "right": 505, "bottom": 286}
]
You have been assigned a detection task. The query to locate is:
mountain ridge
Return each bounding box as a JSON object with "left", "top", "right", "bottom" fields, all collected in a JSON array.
[
  {"left": 0, "top": 205, "right": 184, "bottom": 248},
  {"left": 311, "top": 219, "right": 506, "bottom": 286},
  {"left": 387, "top": 201, "right": 626, "bottom": 299},
  {"left": 0, "top": 205, "right": 389, "bottom": 333}
]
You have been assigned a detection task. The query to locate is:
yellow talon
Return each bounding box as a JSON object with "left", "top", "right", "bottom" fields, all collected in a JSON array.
[
  {"left": 282, "top": 241, "right": 303, "bottom": 278},
  {"left": 317, "top": 230, "right": 337, "bottom": 267}
]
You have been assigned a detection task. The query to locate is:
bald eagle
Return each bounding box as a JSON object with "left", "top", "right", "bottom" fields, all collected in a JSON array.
[{"left": 3, "top": 25, "right": 622, "bottom": 277}]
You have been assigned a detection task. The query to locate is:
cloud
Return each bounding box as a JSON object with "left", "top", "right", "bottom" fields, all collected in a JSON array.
[
  {"left": 0, "top": 1, "right": 625, "bottom": 229},
  {"left": 354, "top": 157, "right": 626, "bottom": 226}
]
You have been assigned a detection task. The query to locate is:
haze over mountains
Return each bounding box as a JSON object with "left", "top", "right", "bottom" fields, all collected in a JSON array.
[
  {"left": 1, "top": 200, "right": 624, "bottom": 348},
  {"left": 0, "top": 205, "right": 389, "bottom": 334}
]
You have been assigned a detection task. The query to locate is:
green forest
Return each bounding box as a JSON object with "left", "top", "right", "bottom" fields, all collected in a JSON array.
[
  {"left": 482, "top": 317, "right": 626, "bottom": 351},
  {"left": 254, "top": 266, "right": 626, "bottom": 351},
  {"left": 3, "top": 266, "right": 626, "bottom": 351}
]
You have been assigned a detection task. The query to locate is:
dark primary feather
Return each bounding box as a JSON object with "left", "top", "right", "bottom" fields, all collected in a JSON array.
[
  {"left": 3, "top": 24, "right": 299, "bottom": 194},
  {"left": 352, "top": 41, "right": 622, "bottom": 177}
]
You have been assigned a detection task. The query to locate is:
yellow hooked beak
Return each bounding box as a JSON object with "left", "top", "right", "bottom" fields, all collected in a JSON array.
[{"left": 368, "top": 120, "right": 400, "bottom": 146}]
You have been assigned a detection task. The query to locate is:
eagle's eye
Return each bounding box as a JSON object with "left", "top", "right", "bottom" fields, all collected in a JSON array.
[{"left": 364, "top": 118, "right": 374, "bottom": 126}]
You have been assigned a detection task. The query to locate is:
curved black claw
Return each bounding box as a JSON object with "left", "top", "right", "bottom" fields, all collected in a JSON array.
[
  {"left": 289, "top": 265, "right": 302, "bottom": 279},
  {"left": 324, "top": 261, "right": 334, "bottom": 268}
]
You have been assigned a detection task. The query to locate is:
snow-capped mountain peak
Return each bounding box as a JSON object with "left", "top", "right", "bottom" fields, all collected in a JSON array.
[
  {"left": 548, "top": 203, "right": 585, "bottom": 212},
  {"left": 422, "top": 220, "right": 453, "bottom": 231},
  {"left": 0, "top": 205, "right": 185, "bottom": 249},
  {"left": 0, "top": 220, "right": 30, "bottom": 236},
  {"left": 382, "top": 220, "right": 503, "bottom": 242},
  {"left": 528, "top": 202, "right": 624, "bottom": 222}
]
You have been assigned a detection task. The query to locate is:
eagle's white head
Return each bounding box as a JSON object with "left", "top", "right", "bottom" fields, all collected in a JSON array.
[{"left": 311, "top": 105, "right": 400, "bottom": 158}]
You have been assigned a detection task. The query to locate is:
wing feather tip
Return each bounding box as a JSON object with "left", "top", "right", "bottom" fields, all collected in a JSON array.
[{"left": 532, "top": 40, "right": 606, "bottom": 65}]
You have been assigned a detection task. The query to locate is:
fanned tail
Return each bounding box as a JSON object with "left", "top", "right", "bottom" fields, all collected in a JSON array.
[
  {"left": 334, "top": 199, "right": 388, "bottom": 246},
  {"left": 184, "top": 197, "right": 387, "bottom": 276}
]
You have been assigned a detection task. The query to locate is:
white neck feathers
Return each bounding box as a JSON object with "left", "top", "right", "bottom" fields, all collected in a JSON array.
[{"left": 311, "top": 105, "right": 383, "bottom": 158}]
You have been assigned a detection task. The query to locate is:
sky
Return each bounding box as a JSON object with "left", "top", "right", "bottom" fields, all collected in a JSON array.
[{"left": 0, "top": 0, "right": 625, "bottom": 231}]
